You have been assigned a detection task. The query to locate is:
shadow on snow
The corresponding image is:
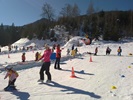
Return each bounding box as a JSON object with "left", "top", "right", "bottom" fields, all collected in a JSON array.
[
  {"left": 40, "top": 81, "right": 101, "bottom": 99},
  {"left": 10, "top": 90, "right": 30, "bottom": 100}
]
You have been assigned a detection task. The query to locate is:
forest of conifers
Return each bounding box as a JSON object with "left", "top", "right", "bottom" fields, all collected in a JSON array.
[{"left": 0, "top": 10, "right": 132, "bottom": 46}]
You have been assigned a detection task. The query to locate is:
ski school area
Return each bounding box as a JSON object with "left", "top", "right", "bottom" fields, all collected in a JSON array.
[{"left": 0, "top": 37, "right": 133, "bottom": 100}]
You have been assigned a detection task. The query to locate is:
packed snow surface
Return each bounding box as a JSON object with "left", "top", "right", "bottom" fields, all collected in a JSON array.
[{"left": 0, "top": 37, "right": 133, "bottom": 100}]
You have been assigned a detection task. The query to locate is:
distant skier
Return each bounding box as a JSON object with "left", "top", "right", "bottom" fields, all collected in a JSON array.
[
  {"left": 67, "top": 48, "right": 70, "bottom": 55},
  {"left": 8, "top": 45, "right": 11, "bottom": 52},
  {"left": 94, "top": 47, "right": 98, "bottom": 55},
  {"left": 22, "top": 46, "right": 25, "bottom": 51},
  {"left": 4, "top": 67, "right": 19, "bottom": 90},
  {"left": 72, "top": 44, "right": 75, "bottom": 50},
  {"left": 71, "top": 49, "right": 76, "bottom": 57},
  {"left": 117, "top": 46, "right": 122, "bottom": 56},
  {"left": 22, "top": 52, "right": 26, "bottom": 62},
  {"left": 54, "top": 44, "right": 62, "bottom": 70},
  {"left": 106, "top": 47, "right": 111, "bottom": 55},
  {"left": 15, "top": 46, "right": 18, "bottom": 51},
  {"left": 35, "top": 52, "right": 39, "bottom": 61},
  {"left": 75, "top": 48, "right": 78, "bottom": 55}
]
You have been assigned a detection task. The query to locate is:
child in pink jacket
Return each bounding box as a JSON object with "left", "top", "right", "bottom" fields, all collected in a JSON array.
[
  {"left": 4, "top": 67, "right": 19, "bottom": 87},
  {"left": 38, "top": 44, "right": 52, "bottom": 83}
]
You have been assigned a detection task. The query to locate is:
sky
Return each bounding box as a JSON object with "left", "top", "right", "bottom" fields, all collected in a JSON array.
[
  {"left": 0, "top": 0, "right": 133, "bottom": 26},
  {"left": 0, "top": 36, "right": 133, "bottom": 100}
]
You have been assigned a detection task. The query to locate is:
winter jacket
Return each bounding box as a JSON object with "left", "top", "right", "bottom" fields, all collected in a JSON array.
[
  {"left": 56, "top": 47, "right": 61, "bottom": 58},
  {"left": 39, "top": 49, "right": 52, "bottom": 62},
  {"left": 22, "top": 55, "right": 25, "bottom": 61},
  {"left": 106, "top": 47, "right": 111, "bottom": 53},
  {"left": 117, "top": 48, "right": 122, "bottom": 53},
  {"left": 35, "top": 52, "right": 39, "bottom": 61},
  {"left": 4, "top": 70, "right": 19, "bottom": 81}
]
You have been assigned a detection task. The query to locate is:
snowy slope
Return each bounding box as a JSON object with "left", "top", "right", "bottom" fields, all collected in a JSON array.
[{"left": 0, "top": 37, "right": 133, "bottom": 100}]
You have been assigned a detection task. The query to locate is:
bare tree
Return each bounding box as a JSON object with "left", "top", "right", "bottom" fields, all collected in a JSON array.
[
  {"left": 86, "top": 0, "right": 95, "bottom": 15},
  {"left": 41, "top": 2, "right": 55, "bottom": 21},
  {"left": 60, "top": 3, "right": 80, "bottom": 18},
  {"left": 72, "top": 3, "right": 80, "bottom": 17},
  {"left": 60, "top": 4, "right": 73, "bottom": 17}
]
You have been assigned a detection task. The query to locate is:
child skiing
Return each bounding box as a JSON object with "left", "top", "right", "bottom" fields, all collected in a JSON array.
[
  {"left": 94, "top": 47, "right": 98, "bottom": 55},
  {"left": 22, "top": 52, "right": 26, "bottom": 62},
  {"left": 35, "top": 52, "right": 39, "bottom": 61},
  {"left": 106, "top": 47, "right": 111, "bottom": 55},
  {"left": 4, "top": 67, "right": 19, "bottom": 91},
  {"left": 117, "top": 46, "right": 122, "bottom": 56}
]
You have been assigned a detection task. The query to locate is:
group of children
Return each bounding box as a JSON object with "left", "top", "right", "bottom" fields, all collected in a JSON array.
[
  {"left": 4, "top": 44, "right": 122, "bottom": 91},
  {"left": 66, "top": 44, "right": 79, "bottom": 57},
  {"left": 21, "top": 51, "right": 42, "bottom": 62},
  {"left": 94, "top": 46, "right": 122, "bottom": 56}
]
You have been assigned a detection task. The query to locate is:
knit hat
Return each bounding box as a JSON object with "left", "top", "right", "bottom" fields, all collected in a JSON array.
[{"left": 44, "top": 44, "right": 49, "bottom": 49}]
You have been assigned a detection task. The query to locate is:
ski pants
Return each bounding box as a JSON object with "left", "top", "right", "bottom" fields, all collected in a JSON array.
[
  {"left": 8, "top": 79, "right": 16, "bottom": 86},
  {"left": 54, "top": 58, "right": 60, "bottom": 69},
  {"left": 40, "top": 62, "right": 51, "bottom": 81}
]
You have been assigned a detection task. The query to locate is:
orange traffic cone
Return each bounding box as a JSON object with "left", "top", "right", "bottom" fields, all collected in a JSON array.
[
  {"left": 70, "top": 67, "right": 76, "bottom": 78},
  {"left": 8, "top": 54, "right": 10, "bottom": 58},
  {"left": 90, "top": 55, "right": 92, "bottom": 62}
]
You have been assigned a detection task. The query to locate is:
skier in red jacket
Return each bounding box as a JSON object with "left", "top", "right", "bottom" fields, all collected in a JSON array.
[{"left": 54, "top": 44, "right": 62, "bottom": 70}]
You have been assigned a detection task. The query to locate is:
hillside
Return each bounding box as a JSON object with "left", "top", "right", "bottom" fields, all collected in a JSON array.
[{"left": 0, "top": 10, "right": 132, "bottom": 46}]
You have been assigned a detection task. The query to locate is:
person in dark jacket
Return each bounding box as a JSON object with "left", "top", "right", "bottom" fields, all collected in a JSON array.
[
  {"left": 22, "top": 53, "right": 26, "bottom": 62},
  {"left": 54, "top": 44, "right": 62, "bottom": 70},
  {"left": 106, "top": 47, "right": 111, "bottom": 55},
  {"left": 117, "top": 46, "right": 122, "bottom": 56},
  {"left": 94, "top": 47, "right": 98, "bottom": 55},
  {"left": 72, "top": 44, "right": 74, "bottom": 50},
  {"left": 35, "top": 52, "right": 39, "bottom": 61}
]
